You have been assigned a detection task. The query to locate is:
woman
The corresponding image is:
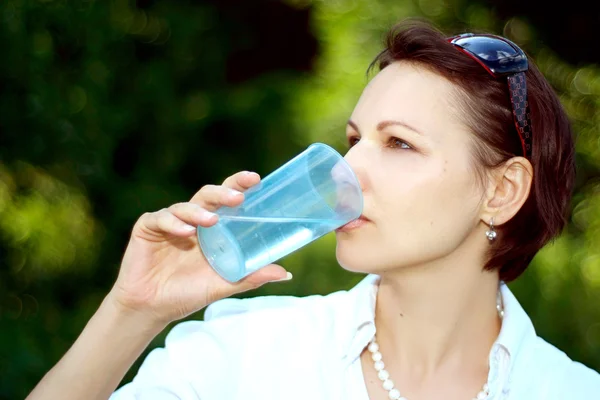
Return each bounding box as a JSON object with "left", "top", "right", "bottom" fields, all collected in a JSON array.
[{"left": 27, "top": 20, "right": 599, "bottom": 400}]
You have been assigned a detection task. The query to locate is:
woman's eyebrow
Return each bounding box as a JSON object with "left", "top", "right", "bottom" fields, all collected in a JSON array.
[{"left": 347, "top": 119, "right": 425, "bottom": 136}]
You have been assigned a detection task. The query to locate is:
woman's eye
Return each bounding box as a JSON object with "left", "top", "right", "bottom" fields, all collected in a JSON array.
[
  {"left": 348, "top": 136, "right": 360, "bottom": 148},
  {"left": 388, "top": 137, "right": 412, "bottom": 150}
]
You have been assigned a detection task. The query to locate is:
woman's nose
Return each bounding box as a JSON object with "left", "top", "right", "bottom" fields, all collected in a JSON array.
[
  {"left": 331, "top": 150, "right": 367, "bottom": 193},
  {"left": 330, "top": 151, "right": 365, "bottom": 216}
]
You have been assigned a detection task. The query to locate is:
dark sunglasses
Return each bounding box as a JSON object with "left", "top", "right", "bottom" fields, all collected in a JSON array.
[{"left": 448, "top": 33, "right": 532, "bottom": 159}]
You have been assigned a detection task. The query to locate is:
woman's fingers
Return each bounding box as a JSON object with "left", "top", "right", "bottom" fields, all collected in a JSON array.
[
  {"left": 222, "top": 171, "right": 261, "bottom": 191},
  {"left": 241, "top": 264, "right": 292, "bottom": 286},
  {"left": 137, "top": 205, "right": 218, "bottom": 237},
  {"left": 219, "top": 264, "right": 292, "bottom": 297},
  {"left": 189, "top": 171, "right": 260, "bottom": 210},
  {"left": 138, "top": 169, "right": 261, "bottom": 237},
  {"left": 168, "top": 202, "right": 218, "bottom": 227},
  {"left": 190, "top": 184, "right": 245, "bottom": 210}
]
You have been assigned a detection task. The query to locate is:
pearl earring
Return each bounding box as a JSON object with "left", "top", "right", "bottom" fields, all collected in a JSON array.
[{"left": 486, "top": 217, "right": 497, "bottom": 241}]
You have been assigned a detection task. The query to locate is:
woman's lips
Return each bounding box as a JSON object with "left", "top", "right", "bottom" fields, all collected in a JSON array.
[{"left": 335, "top": 215, "right": 371, "bottom": 233}]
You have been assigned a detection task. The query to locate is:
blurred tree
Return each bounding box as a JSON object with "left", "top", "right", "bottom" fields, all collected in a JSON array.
[
  {"left": 482, "top": 0, "right": 600, "bottom": 65},
  {"left": 0, "top": 0, "right": 598, "bottom": 399},
  {"left": 1, "top": 0, "right": 318, "bottom": 397}
]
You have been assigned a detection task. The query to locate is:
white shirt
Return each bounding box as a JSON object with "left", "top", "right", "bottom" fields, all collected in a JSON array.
[{"left": 110, "top": 274, "right": 600, "bottom": 399}]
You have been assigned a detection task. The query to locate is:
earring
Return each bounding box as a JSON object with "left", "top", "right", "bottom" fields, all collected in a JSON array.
[{"left": 486, "top": 217, "right": 497, "bottom": 241}]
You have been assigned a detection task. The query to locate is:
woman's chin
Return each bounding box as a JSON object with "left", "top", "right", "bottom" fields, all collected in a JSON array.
[{"left": 336, "top": 246, "right": 383, "bottom": 274}]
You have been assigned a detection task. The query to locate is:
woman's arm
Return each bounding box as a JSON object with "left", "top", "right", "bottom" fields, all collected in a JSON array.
[
  {"left": 26, "top": 294, "right": 165, "bottom": 400},
  {"left": 25, "top": 171, "right": 289, "bottom": 399}
]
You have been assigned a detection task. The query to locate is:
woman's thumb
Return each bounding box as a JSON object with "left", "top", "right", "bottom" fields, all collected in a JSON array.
[{"left": 240, "top": 264, "right": 292, "bottom": 288}]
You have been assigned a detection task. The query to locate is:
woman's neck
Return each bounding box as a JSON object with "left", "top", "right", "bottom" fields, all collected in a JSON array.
[{"left": 373, "top": 253, "right": 501, "bottom": 377}]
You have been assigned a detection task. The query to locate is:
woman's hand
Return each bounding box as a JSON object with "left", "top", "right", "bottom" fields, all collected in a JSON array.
[
  {"left": 26, "top": 171, "right": 291, "bottom": 400},
  {"left": 108, "top": 171, "right": 290, "bottom": 326}
]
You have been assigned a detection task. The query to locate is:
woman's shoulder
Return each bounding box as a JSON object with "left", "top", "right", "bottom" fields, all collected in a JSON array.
[
  {"left": 525, "top": 335, "right": 600, "bottom": 396},
  {"left": 492, "top": 285, "right": 599, "bottom": 397}
]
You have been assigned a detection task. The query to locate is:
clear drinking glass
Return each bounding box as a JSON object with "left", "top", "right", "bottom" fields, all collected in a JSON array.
[{"left": 197, "top": 143, "right": 363, "bottom": 282}]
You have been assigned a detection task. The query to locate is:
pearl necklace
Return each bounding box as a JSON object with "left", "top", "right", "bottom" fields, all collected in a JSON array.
[{"left": 367, "top": 289, "right": 504, "bottom": 400}]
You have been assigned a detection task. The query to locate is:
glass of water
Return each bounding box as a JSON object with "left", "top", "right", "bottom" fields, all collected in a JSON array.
[{"left": 197, "top": 142, "right": 363, "bottom": 282}]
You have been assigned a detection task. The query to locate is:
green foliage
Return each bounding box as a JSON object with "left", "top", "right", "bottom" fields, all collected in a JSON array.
[{"left": 1, "top": 1, "right": 598, "bottom": 398}]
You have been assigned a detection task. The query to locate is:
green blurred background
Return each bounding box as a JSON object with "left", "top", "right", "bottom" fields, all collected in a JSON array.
[{"left": 1, "top": 0, "right": 599, "bottom": 398}]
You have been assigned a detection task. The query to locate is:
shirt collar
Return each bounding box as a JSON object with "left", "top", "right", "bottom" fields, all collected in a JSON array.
[
  {"left": 341, "top": 274, "right": 379, "bottom": 365},
  {"left": 495, "top": 282, "right": 536, "bottom": 362},
  {"left": 341, "top": 274, "right": 537, "bottom": 377}
]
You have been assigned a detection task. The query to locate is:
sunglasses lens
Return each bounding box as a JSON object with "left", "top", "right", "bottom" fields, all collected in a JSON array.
[{"left": 452, "top": 35, "right": 528, "bottom": 75}]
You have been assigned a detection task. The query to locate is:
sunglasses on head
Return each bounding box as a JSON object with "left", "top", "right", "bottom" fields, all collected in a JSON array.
[{"left": 447, "top": 33, "right": 532, "bottom": 159}]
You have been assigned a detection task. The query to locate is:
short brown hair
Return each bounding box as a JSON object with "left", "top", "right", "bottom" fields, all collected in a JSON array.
[{"left": 369, "top": 19, "right": 576, "bottom": 282}]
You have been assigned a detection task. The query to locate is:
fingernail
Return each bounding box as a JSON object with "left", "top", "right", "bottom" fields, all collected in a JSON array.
[
  {"left": 271, "top": 272, "right": 293, "bottom": 283},
  {"left": 204, "top": 211, "right": 217, "bottom": 219},
  {"left": 244, "top": 171, "right": 260, "bottom": 178},
  {"left": 183, "top": 224, "right": 196, "bottom": 232}
]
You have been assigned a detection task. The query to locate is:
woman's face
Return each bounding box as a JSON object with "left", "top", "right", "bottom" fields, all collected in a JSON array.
[{"left": 335, "top": 61, "right": 486, "bottom": 273}]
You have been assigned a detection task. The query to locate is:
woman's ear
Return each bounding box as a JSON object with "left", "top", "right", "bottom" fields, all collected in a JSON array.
[{"left": 481, "top": 157, "right": 534, "bottom": 226}]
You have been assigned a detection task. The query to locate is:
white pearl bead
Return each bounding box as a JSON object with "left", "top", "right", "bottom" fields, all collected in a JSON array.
[
  {"left": 368, "top": 334, "right": 491, "bottom": 400},
  {"left": 388, "top": 388, "right": 401, "bottom": 399},
  {"left": 374, "top": 360, "right": 385, "bottom": 371},
  {"left": 383, "top": 379, "right": 394, "bottom": 390},
  {"left": 378, "top": 370, "right": 390, "bottom": 381},
  {"left": 368, "top": 342, "right": 379, "bottom": 352}
]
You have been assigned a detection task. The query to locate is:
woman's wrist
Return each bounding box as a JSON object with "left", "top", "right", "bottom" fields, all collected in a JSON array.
[{"left": 103, "top": 290, "right": 168, "bottom": 338}]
